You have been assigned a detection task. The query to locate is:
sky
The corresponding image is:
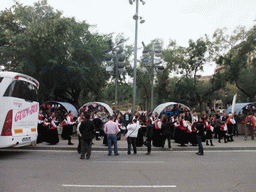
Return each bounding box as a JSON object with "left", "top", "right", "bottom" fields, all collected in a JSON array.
[{"left": 2, "top": 0, "right": 256, "bottom": 76}]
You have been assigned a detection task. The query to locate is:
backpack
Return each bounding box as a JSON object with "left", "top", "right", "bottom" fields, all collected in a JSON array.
[{"left": 247, "top": 117, "right": 253, "bottom": 127}]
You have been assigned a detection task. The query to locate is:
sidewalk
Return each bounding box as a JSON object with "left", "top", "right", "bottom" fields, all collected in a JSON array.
[{"left": 22, "top": 135, "right": 256, "bottom": 151}]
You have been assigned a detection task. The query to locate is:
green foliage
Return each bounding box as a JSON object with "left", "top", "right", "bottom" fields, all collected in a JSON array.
[
  {"left": 155, "top": 68, "right": 169, "bottom": 105},
  {"left": 135, "top": 67, "right": 151, "bottom": 111},
  {"left": 101, "top": 82, "right": 133, "bottom": 109},
  {"left": 163, "top": 36, "right": 226, "bottom": 112},
  {"left": 0, "top": 1, "right": 111, "bottom": 107},
  {"left": 217, "top": 25, "right": 256, "bottom": 101}
]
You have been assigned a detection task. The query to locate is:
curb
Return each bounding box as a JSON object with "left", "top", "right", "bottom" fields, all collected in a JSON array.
[{"left": 17, "top": 146, "right": 256, "bottom": 152}]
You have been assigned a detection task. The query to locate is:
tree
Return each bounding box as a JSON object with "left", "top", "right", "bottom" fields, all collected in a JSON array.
[
  {"left": 135, "top": 67, "right": 151, "bottom": 111},
  {"left": 216, "top": 26, "right": 256, "bottom": 101},
  {"left": 155, "top": 68, "right": 169, "bottom": 105},
  {"left": 101, "top": 82, "right": 133, "bottom": 111},
  {"left": 163, "top": 37, "right": 226, "bottom": 113},
  {"left": 0, "top": 0, "right": 110, "bottom": 107}
]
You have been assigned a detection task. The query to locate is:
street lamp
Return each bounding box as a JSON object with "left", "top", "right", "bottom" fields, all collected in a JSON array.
[
  {"left": 105, "top": 40, "right": 127, "bottom": 114},
  {"left": 129, "top": 0, "right": 145, "bottom": 114},
  {"left": 142, "top": 40, "right": 163, "bottom": 112}
]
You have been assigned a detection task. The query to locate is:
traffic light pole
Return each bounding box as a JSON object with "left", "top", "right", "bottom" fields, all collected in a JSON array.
[
  {"left": 132, "top": 0, "right": 139, "bottom": 114},
  {"left": 150, "top": 50, "right": 154, "bottom": 112},
  {"left": 115, "top": 57, "right": 118, "bottom": 115}
]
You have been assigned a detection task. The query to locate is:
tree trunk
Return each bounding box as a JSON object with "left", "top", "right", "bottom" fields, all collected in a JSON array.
[{"left": 199, "top": 100, "right": 203, "bottom": 114}]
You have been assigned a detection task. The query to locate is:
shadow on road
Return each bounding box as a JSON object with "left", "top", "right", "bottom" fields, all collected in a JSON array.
[{"left": 0, "top": 150, "right": 30, "bottom": 160}]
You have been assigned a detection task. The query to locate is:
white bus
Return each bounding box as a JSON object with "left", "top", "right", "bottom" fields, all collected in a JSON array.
[{"left": 0, "top": 71, "right": 39, "bottom": 148}]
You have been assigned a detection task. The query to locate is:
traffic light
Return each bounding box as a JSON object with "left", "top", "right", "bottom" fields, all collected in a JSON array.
[
  {"left": 105, "top": 40, "right": 113, "bottom": 65},
  {"left": 142, "top": 41, "right": 150, "bottom": 66},
  {"left": 157, "top": 65, "right": 164, "bottom": 71},
  {"left": 154, "top": 41, "right": 162, "bottom": 58},
  {"left": 117, "top": 41, "right": 125, "bottom": 68}
]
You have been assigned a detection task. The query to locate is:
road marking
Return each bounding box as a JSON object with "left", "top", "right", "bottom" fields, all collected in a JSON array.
[
  {"left": 62, "top": 184, "right": 176, "bottom": 188},
  {"left": 92, "top": 161, "right": 166, "bottom": 164}
]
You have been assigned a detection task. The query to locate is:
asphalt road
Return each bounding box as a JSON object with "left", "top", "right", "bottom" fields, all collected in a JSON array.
[{"left": 1, "top": 149, "right": 256, "bottom": 192}]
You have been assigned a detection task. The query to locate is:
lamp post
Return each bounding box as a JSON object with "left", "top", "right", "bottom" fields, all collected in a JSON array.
[{"left": 129, "top": 0, "right": 145, "bottom": 114}]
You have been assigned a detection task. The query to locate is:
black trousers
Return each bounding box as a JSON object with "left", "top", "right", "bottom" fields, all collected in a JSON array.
[
  {"left": 127, "top": 137, "right": 137, "bottom": 155},
  {"left": 227, "top": 124, "right": 234, "bottom": 141},
  {"left": 81, "top": 139, "right": 92, "bottom": 159},
  {"left": 77, "top": 136, "right": 81, "bottom": 153},
  {"left": 162, "top": 135, "right": 172, "bottom": 148},
  {"left": 219, "top": 131, "right": 227, "bottom": 142},
  {"left": 197, "top": 136, "right": 203, "bottom": 154},
  {"left": 146, "top": 138, "right": 153, "bottom": 153}
]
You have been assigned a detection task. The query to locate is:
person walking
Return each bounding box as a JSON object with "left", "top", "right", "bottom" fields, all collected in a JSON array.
[
  {"left": 104, "top": 115, "right": 120, "bottom": 156},
  {"left": 79, "top": 113, "right": 95, "bottom": 160},
  {"left": 126, "top": 119, "right": 140, "bottom": 156},
  {"left": 195, "top": 117, "right": 204, "bottom": 155},
  {"left": 244, "top": 113, "right": 255, "bottom": 140},
  {"left": 161, "top": 117, "right": 173, "bottom": 150},
  {"left": 145, "top": 119, "right": 154, "bottom": 155}
]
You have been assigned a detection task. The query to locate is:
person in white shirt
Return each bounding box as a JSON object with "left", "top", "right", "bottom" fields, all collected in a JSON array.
[
  {"left": 192, "top": 112, "right": 198, "bottom": 123},
  {"left": 66, "top": 111, "right": 77, "bottom": 145},
  {"left": 126, "top": 119, "right": 141, "bottom": 156}
]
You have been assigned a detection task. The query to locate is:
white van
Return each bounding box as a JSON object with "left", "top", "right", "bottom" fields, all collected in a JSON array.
[{"left": 0, "top": 71, "right": 39, "bottom": 148}]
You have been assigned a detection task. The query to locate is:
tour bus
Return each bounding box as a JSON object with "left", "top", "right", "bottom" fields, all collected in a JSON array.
[{"left": 0, "top": 71, "right": 39, "bottom": 148}]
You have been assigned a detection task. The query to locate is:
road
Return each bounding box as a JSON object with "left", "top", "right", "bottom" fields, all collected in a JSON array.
[{"left": 1, "top": 149, "right": 256, "bottom": 192}]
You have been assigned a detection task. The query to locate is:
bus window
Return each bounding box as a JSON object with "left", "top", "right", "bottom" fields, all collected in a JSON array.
[{"left": 3, "top": 80, "right": 38, "bottom": 101}]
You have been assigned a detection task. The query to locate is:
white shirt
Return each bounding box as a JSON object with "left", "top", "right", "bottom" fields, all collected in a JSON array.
[
  {"left": 187, "top": 125, "right": 192, "bottom": 132},
  {"left": 230, "top": 119, "right": 236, "bottom": 124},
  {"left": 77, "top": 122, "right": 82, "bottom": 137},
  {"left": 126, "top": 121, "right": 141, "bottom": 138},
  {"left": 67, "top": 115, "right": 75, "bottom": 125},
  {"left": 192, "top": 116, "right": 198, "bottom": 123},
  {"left": 157, "top": 120, "right": 162, "bottom": 129}
]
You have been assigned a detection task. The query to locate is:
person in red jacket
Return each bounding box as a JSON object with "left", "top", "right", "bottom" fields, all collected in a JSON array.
[
  {"left": 227, "top": 114, "right": 236, "bottom": 142},
  {"left": 244, "top": 112, "right": 255, "bottom": 140},
  {"left": 219, "top": 120, "right": 228, "bottom": 143}
]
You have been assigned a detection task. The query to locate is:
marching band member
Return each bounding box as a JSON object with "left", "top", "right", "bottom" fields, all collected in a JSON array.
[
  {"left": 205, "top": 117, "right": 214, "bottom": 146},
  {"left": 93, "top": 111, "right": 100, "bottom": 119},
  {"left": 153, "top": 115, "right": 162, "bottom": 147},
  {"left": 192, "top": 112, "right": 198, "bottom": 123},
  {"left": 47, "top": 117, "right": 59, "bottom": 145},
  {"left": 219, "top": 120, "right": 228, "bottom": 143},
  {"left": 189, "top": 118, "right": 198, "bottom": 146},
  {"left": 174, "top": 116, "right": 180, "bottom": 143},
  {"left": 37, "top": 110, "right": 44, "bottom": 143},
  {"left": 42, "top": 114, "right": 50, "bottom": 142},
  {"left": 227, "top": 114, "right": 236, "bottom": 142},
  {"left": 66, "top": 111, "right": 77, "bottom": 145},
  {"left": 179, "top": 115, "right": 188, "bottom": 146}
]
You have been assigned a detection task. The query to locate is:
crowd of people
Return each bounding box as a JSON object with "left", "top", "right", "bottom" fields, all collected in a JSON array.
[
  {"left": 37, "top": 105, "right": 256, "bottom": 159},
  {"left": 37, "top": 109, "right": 78, "bottom": 145}
]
